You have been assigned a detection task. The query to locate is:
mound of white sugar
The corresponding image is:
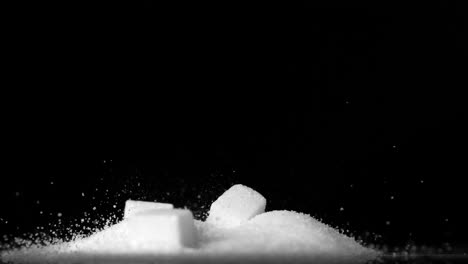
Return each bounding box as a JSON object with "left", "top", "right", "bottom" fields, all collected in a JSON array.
[
  {"left": 0, "top": 184, "right": 380, "bottom": 263},
  {"left": 199, "top": 210, "right": 375, "bottom": 256}
]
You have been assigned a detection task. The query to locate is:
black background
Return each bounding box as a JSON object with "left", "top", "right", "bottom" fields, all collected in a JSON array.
[{"left": 1, "top": 2, "right": 467, "bottom": 252}]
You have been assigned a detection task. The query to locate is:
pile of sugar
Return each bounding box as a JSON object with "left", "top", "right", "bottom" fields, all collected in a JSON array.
[{"left": 1, "top": 185, "right": 379, "bottom": 264}]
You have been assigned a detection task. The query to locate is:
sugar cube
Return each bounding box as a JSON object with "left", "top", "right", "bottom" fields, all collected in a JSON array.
[
  {"left": 206, "top": 184, "right": 266, "bottom": 228},
  {"left": 125, "top": 209, "right": 197, "bottom": 251},
  {"left": 124, "top": 200, "right": 173, "bottom": 219}
]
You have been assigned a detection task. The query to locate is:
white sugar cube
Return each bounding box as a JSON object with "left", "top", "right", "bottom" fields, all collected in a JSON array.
[
  {"left": 124, "top": 200, "right": 173, "bottom": 219},
  {"left": 207, "top": 184, "right": 266, "bottom": 228},
  {"left": 125, "top": 209, "right": 197, "bottom": 251}
]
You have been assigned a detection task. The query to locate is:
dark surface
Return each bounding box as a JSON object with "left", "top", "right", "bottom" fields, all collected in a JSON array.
[{"left": 1, "top": 1, "right": 467, "bottom": 256}]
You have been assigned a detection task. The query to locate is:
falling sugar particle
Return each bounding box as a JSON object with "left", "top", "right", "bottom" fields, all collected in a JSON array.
[
  {"left": 390, "top": 196, "right": 394, "bottom": 200},
  {"left": 36, "top": 200, "right": 40, "bottom": 204},
  {"left": 50, "top": 181, "right": 54, "bottom": 185},
  {"left": 445, "top": 218, "right": 449, "bottom": 222},
  {"left": 340, "top": 207, "right": 344, "bottom": 211},
  {"left": 57, "top": 213, "right": 62, "bottom": 217},
  {"left": 15, "top": 192, "right": 20, "bottom": 197},
  {"left": 113, "top": 205, "right": 116, "bottom": 208},
  {"left": 82, "top": 192, "right": 85, "bottom": 197},
  {"left": 39, "top": 211, "right": 43, "bottom": 215},
  {"left": 386, "top": 221, "right": 391, "bottom": 226},
  {"left": 420, "top": 180, "right": 424, "bottom": 184},
  {"left": 92, "top": 207, "right": 96, "bottom": 211}
]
